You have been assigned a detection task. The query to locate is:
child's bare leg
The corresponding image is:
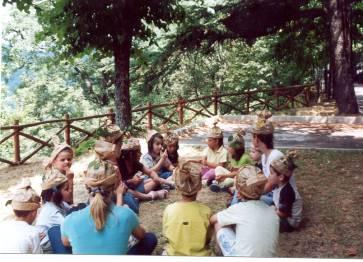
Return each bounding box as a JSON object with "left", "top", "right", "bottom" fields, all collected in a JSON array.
[
  {"left": 128, "top": 189, "right": 152, "bottom": 201},
  {"left": 143, "top": 179, "right": 159, "bottom": 193}
]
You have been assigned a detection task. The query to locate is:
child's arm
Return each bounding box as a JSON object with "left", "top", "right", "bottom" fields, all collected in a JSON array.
[
  {"left": 276, "top": 208, "right": 289, "bottom": 218},
  {"left": 204, "top": 161, "right": 226, "bottom": 169},
  {"left": 132, "top": 225, "right": 146, "bottom": 240},
  {"left": 65, "top": 168, "right": 74, "bottom": 205},
  {"left": 263, "top": 180, "right": 274, "bottom": 193},
  {"left": 148, "top": 151, "right": 168, "bottom": 173},
  {"left": 114, "top": 181, "right": 126, "bottom": 206},
  {"left": 209, "top": 214, "right": 218, "bottom": 225}
]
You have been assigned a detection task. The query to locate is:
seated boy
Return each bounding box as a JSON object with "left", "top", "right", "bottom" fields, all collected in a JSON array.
[
  {"left": 162, "top": 161, "right": 212, "bottom": 256},
  {"left": 269, "top": 151, "right": 303, "bottom": 232},
  {"left": 0, "top": 180, "right": 42, "bottom": 253},
  {"left": 210, "top": 165, "right": 279, "bottom": 257}
]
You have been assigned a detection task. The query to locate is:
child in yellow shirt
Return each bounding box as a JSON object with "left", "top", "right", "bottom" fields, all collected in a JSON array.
[{"left": 162, "top": 161, "right": 212, "bottom": 256}]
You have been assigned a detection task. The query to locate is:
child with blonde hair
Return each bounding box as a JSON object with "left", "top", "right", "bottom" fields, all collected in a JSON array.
[
  {"left": 61, "top": 159, "right": 157, "bottom": 255},
  {"left": 44, "top": 138, "right": 75, "bottom": 207}
]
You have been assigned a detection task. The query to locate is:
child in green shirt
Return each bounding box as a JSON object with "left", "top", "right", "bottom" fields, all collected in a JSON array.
[{"left": 209, "top": 130, "right": 253, "bottom": 193}]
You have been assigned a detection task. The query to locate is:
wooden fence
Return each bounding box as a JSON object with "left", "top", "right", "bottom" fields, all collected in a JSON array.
[{"left": 0, "top": 83, "right": 316, "bottom": 165}]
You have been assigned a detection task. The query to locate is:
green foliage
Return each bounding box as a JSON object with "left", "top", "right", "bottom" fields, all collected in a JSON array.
[{"left": 75, "top": 138, "right": 96, "bottom": 157}]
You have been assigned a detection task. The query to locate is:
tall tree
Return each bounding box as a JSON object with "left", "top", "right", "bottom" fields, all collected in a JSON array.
[
  {"left": 327, "top": 0, "right": 359, "bottom": 114},
  {"left": 4, "top": 0, "right": 184, "bottom": 129}
]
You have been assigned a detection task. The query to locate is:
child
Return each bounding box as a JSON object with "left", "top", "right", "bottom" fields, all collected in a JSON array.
[
  {"left": 250, "top": 144, "right": 262, "bottom": 170},
  {"left": 0, "top": 180, "right": 42, "bottom": 253},
  {"left": 118, "top": 136, "right": 169, "bottom": 210},
  {"left": 44, "top": 140, "right": 75, "bottom": 207},
  {"left": 162, "top": 161, "right": 212, "bottom": 256},
  {"left": 250, "top": 110, "right": 284, "bottom": 205},
  {"left": 36, "top": 169, "right": 73, "bottom": 253},
  {"left": 269, "top": 151, "right": 303, "bottom": 233},
  {"left": 210, "top": 165, "right": 279, "bottom": 257},
  {"left": 163, "top": 131, "right": 179, "bottom": 167},
  {"left": 61, "top": 160, "right": 157, "bottom": 255},
  {"left": 191, "top": 121, "right": 228, "bottom": 185},
  {"left": 209, "top": 129, "right": 253, "bottom": 193},
  {"left": 141, "top": 130, "right": 176, "bottom": 187}
]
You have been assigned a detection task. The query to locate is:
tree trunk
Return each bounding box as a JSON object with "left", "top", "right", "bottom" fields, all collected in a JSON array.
[
  {"left": 114, "top": 33, "right": 133, "bottom": 129},
  {"left": 327, "top": 0, "right": 359, "bottom": 114}
]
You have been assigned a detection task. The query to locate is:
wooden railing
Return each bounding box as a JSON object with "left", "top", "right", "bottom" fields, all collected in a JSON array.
[{"left": 0, "top": 83, "right": 316, "bottom": 165}]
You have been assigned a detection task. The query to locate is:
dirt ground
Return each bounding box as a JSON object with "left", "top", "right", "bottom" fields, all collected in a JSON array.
[{"left": 0, "top": 149, "right": 362, "bottom": 258}]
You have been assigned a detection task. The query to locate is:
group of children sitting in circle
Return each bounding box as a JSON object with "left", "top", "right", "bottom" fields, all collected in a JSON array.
[{"left": 0, "top": 110, "right": 303, "bottom": 257}]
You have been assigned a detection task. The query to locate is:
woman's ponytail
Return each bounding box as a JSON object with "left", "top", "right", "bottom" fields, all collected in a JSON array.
[{"left": 90, "top": 191, "right": 109, "bottom": 231}]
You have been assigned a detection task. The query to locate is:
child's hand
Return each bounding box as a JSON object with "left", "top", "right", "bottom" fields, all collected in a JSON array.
[
  {"left": 215, "top": 175, "right": 225, "bottom": 182},
  {"left": 65, "top": 168, "right": 74, "bottom": 180},
  {"left": 161, "top": 150, "right": 168, "bottom": 161},
  {"left": 115, "top": 181, "right": 127, "bottom": 195},
  {"left": 132, "top": 175, "right": 143, "bottom": 185},
  {"left": 201, "top": 159, "right": 207, "bottom": 166},
  {"left": 39, "top": 232, "right": 46, "bottom": 241}
]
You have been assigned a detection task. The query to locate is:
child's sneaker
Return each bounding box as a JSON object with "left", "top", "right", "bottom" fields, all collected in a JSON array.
[{"left": 209, "top": 184, "right": 221, "bottom": 193}]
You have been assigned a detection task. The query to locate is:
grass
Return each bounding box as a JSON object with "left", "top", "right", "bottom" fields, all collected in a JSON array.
[{"left": 0, "top": 149, "right": 362, "bottom": 257}]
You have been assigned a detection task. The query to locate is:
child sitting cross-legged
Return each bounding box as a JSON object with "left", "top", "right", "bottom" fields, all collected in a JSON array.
[
  {"left": 209, "top": 129, "right": 253, "bottom": 193},
  {"left": 189, "top": 121, "right": 228, "bottom": 186},
  {"left": 210, "top": 165, "right": 279, "bottom": 257},
  {"left": 269, "top": 151, "right": 303, "bottom": 233},
  {"left": 61, "top": 159, "right": 158, "bottom": 255},
  {"left": 0, "top": 180, "right": 42, "bottom": 254},
  {"left": 162, "top": 161, "right": 212, "bottom": 256}
]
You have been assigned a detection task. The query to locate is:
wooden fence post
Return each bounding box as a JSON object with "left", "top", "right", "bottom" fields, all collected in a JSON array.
[
  {"left": 13, "top": 119, "right": 20, "bottom": 164},
  {"left": 177, "top": 97, "right": 184, "bottom": 126},
  {"left": 64, "top": 113, "right": 71, "bottom": 145},
  {"left": 147, "top": 102, "right": 153, "bottom": 130},
  {"left": 213, "top": 90, "right": 219, "bottom": 115}
]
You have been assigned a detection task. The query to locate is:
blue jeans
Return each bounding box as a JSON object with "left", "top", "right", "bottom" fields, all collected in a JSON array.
[
  {"left": 127, "top": 233, "right": 157, "bottom": 255},
  {"left": 123, "top": 192, "right": 140, "bottom": 215},
  {"left": 230, "top": 191, "right": 240, "bottom": 206},
  {"left": 260, "top": 192, "right": 274, "bottom": 206},
  {"left": 159, "top": 171, "right": 172, "bottom": 179}
]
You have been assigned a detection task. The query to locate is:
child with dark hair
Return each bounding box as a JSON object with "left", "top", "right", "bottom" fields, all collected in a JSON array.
[
  {"left": 163, "top": 131, "right": 179, "bottom": 167},
  {"left": 189, "top": 122, "right": 228, "bottom": 186},
  {"left": 141, "top": 130, "right": 175, "bottom": 189},
  {"left": 118, "top": 137, "right": 169, "bottom": 211},
  {"left": 36, "top": 169, "right": 72, "bottom": 253},
  {"left": 0, "top": 180, "right": 42, "bottom": 253},
  {"left": 250, "top": 111, "right": 284, "bottom": 205},
  {"left": 209, "top": 129, "right": 253, "bottom": 193},
  {"left": 269, "top": 151, "right": 303, "bottom": 232},
  {"left": 250, "top": 144, "right": 262, "bottom": 170}
]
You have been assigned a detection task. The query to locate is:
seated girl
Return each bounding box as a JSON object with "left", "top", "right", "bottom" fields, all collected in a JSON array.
[
  {"left": 209, "top": 130, "right": 253, "bottom": 193},
  {"left": 141, "top": 130, "right": 176, "bottom": 188},
  {"left": 36, "top": 169, "right": 73, "bottom": 253},
  {"left": 190, "top": 122, "right": 228, "bottom": 185},
  {"left": 118, "top": 137, "right": 169, "bottom": 205},
  {"left": 61, "top": 160, "right": 157, "bottom": 255}
]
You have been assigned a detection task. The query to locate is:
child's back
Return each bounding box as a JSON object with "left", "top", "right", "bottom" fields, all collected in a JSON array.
[{"left": 163, "top": 201, "right": 211, "bottom": 256}]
